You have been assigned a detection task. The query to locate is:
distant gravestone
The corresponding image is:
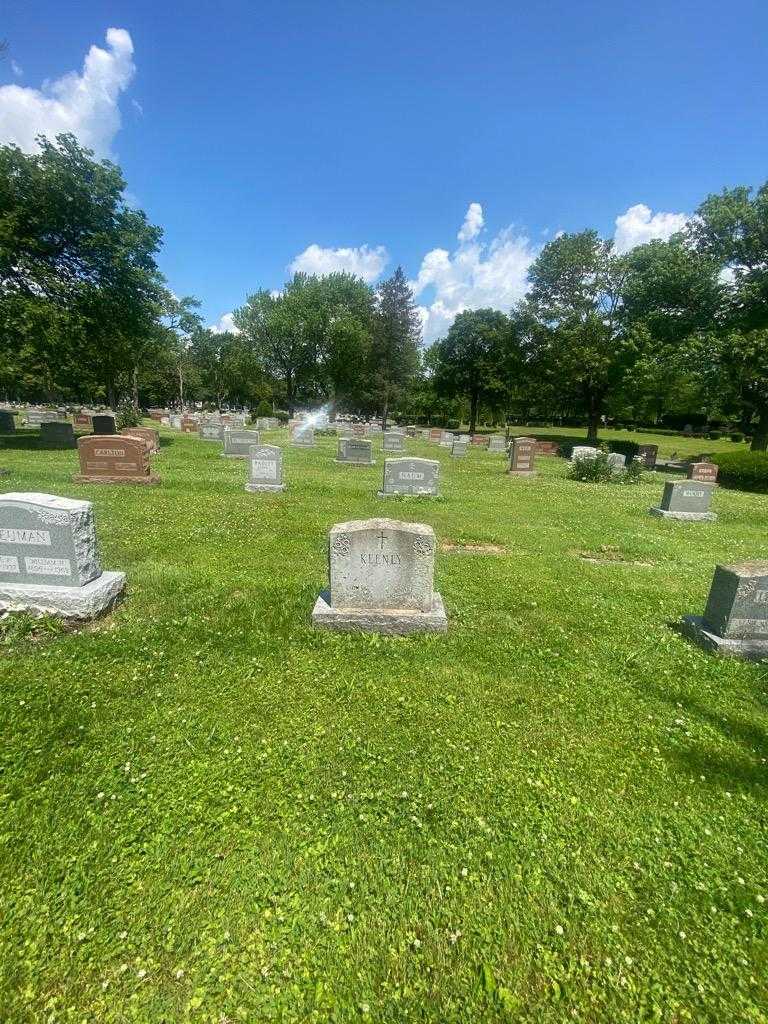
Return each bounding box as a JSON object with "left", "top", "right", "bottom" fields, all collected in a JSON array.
[
  {"left": 429, "top": 428, "right": 442, "bottom": 443},
  {"left": 290, "top": 424, "right": 315, "bottom": 447},
  {"left": 91, "top": 414, "right": 116, "bottom": 435},
  {"left": 383, "top": 431, "right": 405, "bottom": 452},
  {"left": 74, "top": 435, "right": 159, "bottom": 485},
  {"left": 451, "top": 439, "right": 468, "bottom": 458},
  {"left": 507, "top": 436, "right": 536, "bottom": 476},
  {"left": 26, "top": 409, "right": 60, "bottom": 426},
  {"left": 246, "top": 444, "right": 285, "bottom": 493},
  {"left": 535, "top": 440, "right": 560, "bottom": 456},
  {"left": 336, "top": 437, "right": 374, "bottom": 465},
  {"left": 681, "top": 562, "right": 768, "bottom": 659},
  {"left": 169, "top": 414, "right": 182, "bottom": 430},
  {"left": 378, "top": 457, "right": 440, "bottom": 497},
  {"left": 439, "top": 431, "right": 454, "bottom": 448},
  {"left": 180, "top": 416, "right": 198, "bottom": 433},
  {"left": 571, "top": 445, "right": 598, "bottom": 462},
  {"left": 199, "top": 423, "right": 224, "bottom": 442},
  {"left": 222, "top": 428, "right": 260, "bottom": 457},
  {"left": 0, "top": 492, "right": 125, "bottom": 618},
  {"left": 311, "top": 518, "right": 447, "bottom": 634},
  {"left": 123, "top": 426, "right": 160, "bottom": 454},
  {"left": 637, "top": 444, "right": 658, "bottom": 469},
  {"left": 688, "top": 462, "right": 718, "bottom": 483},
  {"left": 0, "top": 410, "right": 15, "bottom": 433},
  {"left": 148, "top": 409, "right": 165, "bottom": 422},
  {"left": 406, "top": 425, "right": 417, "bottom": 437},
  {"left": 649, "top": 480, "right": 716, "bottom": 521},
  {"left": 606, "top": 452, "right": 626, "bottom": 474},
  {"left": 40, "top": 421, "right": 76, "bottom": 450},
  {"left": 73, "top": 412, "right": 92, "bottom": 429},
  {"left": 471, "top": 435, "right": 489, "bottom": 447},
  {"left": 488, "top": 435, "right": 507, "bottom": 453}
]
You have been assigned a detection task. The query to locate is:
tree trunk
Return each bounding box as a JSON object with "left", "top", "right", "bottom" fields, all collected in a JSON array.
[
  {"left": 286, "top": 372, "right": 294, "bottom": 416},
  {"left": 586, "top": 389, "right": 602, "bottom": 443},
  {"left": 750, "top": 406, "right": 768, "bottom": 452},
  {"left": 178, "top": 363, "right": 185, "bottom": 409},
  {"left": 106, "top": 375, "right": 116, "bottom": 411},
  {"left": 382, "top": 394, "right": 389, "bottom": 432},
  {"left": 132, "top": 367, "right": 140, "bottom": 411},
  {"left": 469, "top": 389, "right": 479, "bottom": 435}
]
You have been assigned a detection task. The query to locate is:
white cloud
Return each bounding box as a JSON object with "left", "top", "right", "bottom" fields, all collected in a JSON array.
[
  {"left": 210, "top": 312, "right": 240, "bottom": 334},
  {"left": 288, "top": 243, "right": 388, "bottom": 283},
  {"left": 411, "top": 202, "right": 538, "bottom": 343},
  {"left": 613, "top": 203, "right": 688, "bottom": 254},
  {"left": 457, "top": 201, "right": 484, "bottom": 243},
  {"left": 0, "top": 27, "right": 135, "bottom": 156}
]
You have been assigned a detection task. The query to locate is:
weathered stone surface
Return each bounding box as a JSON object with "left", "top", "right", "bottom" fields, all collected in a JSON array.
[
  {"left": 91, "top": 414, "right": 116, "bottom": 435},
  {"left": 649, "top": 480, "right": 716, "bottom": 521},
  {"left": 429, "top": 428, "right": 442, "bottom": 442},
  {"left": 687, "top": 461, "right": 718, "bottom": 483},
  {"left": 378, "top": 458, "right": 439, "bottom": 497},
  {"left": 0, "top": 492, "right": 101, "bottom": 587},
  {"left": 471, "top": 435, "right": 489, "bottom": 447},
  {"left": 451, "top": 440, "right": 468, "bottom": 458},
  {"left": 222, "top": 428, "right": 260, "bottom": 458},
  {"left": 382, "top": 431, "right": 405, "bottom": 452},
  {"left": 637, "top": 444, "right": 658, "bottom": 468},
  {"left": 606, "top": 452, "right": 626, "bottom": 473},
  {"left": 487, "top": 435, "right": 507, "bottom": 453},
  {"left": 291, "top": 425, "right": 315, "bottom": 447},
  {"left": 336, "top": 437, "right": 374, "bottom": 465},
  {"left": 246, "top": 444, "right": 285, "bottom": 492},
  {"left": 439, "top": 431, "right": 454, "bottom": 448},
  {"left": 311, "top": 518, "right": 447, "bottom": 634},
  {"left": 681, "top": 561, "right": 768, "bottom": 660},
  {"left": 571, "top": 445, "right": 598, "bottom": 462},
  {"left": 26, "top": 409, "right": 61, "bottom": 425},
  {"left": 0, "top": 571, "right": 125, "bottom": 619},
  {"left": 199, "top": 423, "right": 224, "bottom": 441},
  {"left": 123, "top": 426, "right": 160, "bottom": 454},
  {"left": 40, "top": 421, "right": 76, "bottom": 449},
  {"left": 74, "top": 435, "right": 159, "bottom": 485},
  {"left": 508, "top": 437, "right": 536, "bottom": 476},
  {"left": 0, "top": 410, "right": 15, "bottom": 433}
]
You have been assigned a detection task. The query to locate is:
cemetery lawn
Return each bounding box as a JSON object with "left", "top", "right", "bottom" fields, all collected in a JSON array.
[{"left": 2, "top": 427, "right": 768, "bottom": 1024}]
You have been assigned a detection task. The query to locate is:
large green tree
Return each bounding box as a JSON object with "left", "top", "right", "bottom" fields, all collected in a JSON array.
[{"left": 370, "top": 267, "right": 421, "bottom": 428}]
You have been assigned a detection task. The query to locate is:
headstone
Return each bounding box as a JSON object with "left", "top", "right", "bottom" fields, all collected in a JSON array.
[
  {"left": 74, "top": 435, "right": 159, "bottom": 485},
  {"left": 0, "top": 410, "right": 15, "bottom": 433},
  {"left": 406, "top": 425, "right": 417, "bottom": 437},
  {"left": 160, "top": 416, "right": 170, "bottom": 427},
  {"left": 535, "top": 440, "right": 559, "bottom": 456},
  {"left": 508, "top": 436, "right": 537, "bottom": 476},
  {"left": 290, "top": 424, "right": 315, "bottom": 447},
  {"left": 606, "top": 452, "right": 626, "bottom": 474},
  {"left": 26, "top": 409, "right": 60, "bottom": 426},
  {"left": 637, "top": 444, "right": 658, "bottom": 469},
  {"left": 222, "top": 428, "right": 260, "bottom": 458},
  {"left": 148, "top": 409, "right": 165, "bottom": 422},
  {"left": 180, "top": 416, "right": 198, "bottom": 433},
  {"left": 199, "top": 423, "right": 224, "bottom": 442},
  {"left": 91, "top": 414, "right": 116, "bottom": 435},
  {"left": 451, "top": 439, "right": 468, "bottom": 458},
  {"left": 40, "top": 421, "right": 76, "bottom": 450},
  {"left": 439, "top": 431, "right": 454, "bottom": 448},
  {"left": 73, "top": 412, "right": 92, "bottom": 429},
  {"left": 429, "top": 428, "right": 442, "bottom": 443},
  {"left": 255, "top": 417, "right": 271, "bottom": 431},
  {"left": 123, "top": 426, "right": 160, "bottom": 454},
  {"left": 571, "top": 445, "right": 598, "bottom": 462},
  {"left": 311, "top": 518, "right": 447, "bottom": 634},
  {"left": 246, "top": 444, "right": 285, "bottom": 493},
  {"left": 352, "top": 423, "right": 366, "bottom": 437},
  {"left": 681, "top": 562, "right": 768, "bottom": 659},
  {"left": 471, "top": 435, "right": 489, "bottom": 447},
  {"left": 382, "top": 431, "right": 405, "bottom": 452},
  {"left": 488, "top": 435, "right": 507, "bottom": 454},
  {"left": 649, "top": 480, "right": 716, "bottom": 521},
  {"left": 420, "top": 429, "right": 430, "bottom": 440},
  {"left": 0, "top": 492, "right": 125, "bottom": 618},
  {"left": 687, "top": 462, "right": 718, "bottom": 483},
  {"left": 170, "top": 414, "right": 182, "bottom": 430},
  {"left": 378, "top": 457, "right": 440, "bottom": 497},
  {"left": 336, "top": 437, "right": 374, "bottom": 465}
]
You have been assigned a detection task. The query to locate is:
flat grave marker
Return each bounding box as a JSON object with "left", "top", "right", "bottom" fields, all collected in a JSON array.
[{"left": 378, "top": 457, "right": 440, "bottom": 497}]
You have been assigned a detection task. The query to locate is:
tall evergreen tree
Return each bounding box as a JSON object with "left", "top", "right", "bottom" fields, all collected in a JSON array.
[{"left": 370, "top": 267, "right": 421, "bottom": 428}]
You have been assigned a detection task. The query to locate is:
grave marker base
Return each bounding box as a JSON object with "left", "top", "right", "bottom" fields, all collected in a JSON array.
[
  {"left": 506, "top": 470, "right": 537, "bottom": 478},
  {"left": 245, "top": 482, "right": 286, "bottom": 493},
  {"left": 680, "top": 615, "right": 768, "bottom": 661},
  {"left": 73, "top": 473, "right": 160, "bottom": 486},
  {"left": 0, "top": 570, "right": 125, "bottom": 620},
  {"left": 376, "top": 490, "right": 438, "bottom": 498},
  {"left": 311, "top": 590, "right": 447, "bottom": 635},
  {"left": 333, "top": 459, "right": 376, "bottom": 466},
  {"left": 649, "top": 507, "right": 716, "bottom": 522}
]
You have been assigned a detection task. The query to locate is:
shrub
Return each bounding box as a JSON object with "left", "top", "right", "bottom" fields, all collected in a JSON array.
[
  {"left": 568, "top": 450, "right": 645, "bottom": 485},
  {"left": 709, "top": 430, "right": 722, "bottom": 440},
  {"left": 609, "top": 440, "right": 639, "bottom": 461},
  {"left": 710, "top": 451, "right": 768, "bottom": 492},
  {"left": 116, "top": 399, "right": 140, "bottom": 430},
  {"left": 447, "top": 419, "right": 460, "bottom": 430},
  {"left": 730, "top": 432, "right": 744, "bottom": 442},
  {"left": 254, "top": 400, "right": 273, "bottom": 418}
]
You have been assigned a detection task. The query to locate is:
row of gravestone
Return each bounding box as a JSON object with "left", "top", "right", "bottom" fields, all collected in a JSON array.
[{"left": 1, "top": 493, "right": 766, "bottom": 660}]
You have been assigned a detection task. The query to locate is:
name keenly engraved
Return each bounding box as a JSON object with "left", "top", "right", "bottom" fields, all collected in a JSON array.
[
  {"left": 0, "top": 528, "right": 51, "bottom": 546},
  {"left": 359, "top": 529, "right": 403, "bottom": 567}
]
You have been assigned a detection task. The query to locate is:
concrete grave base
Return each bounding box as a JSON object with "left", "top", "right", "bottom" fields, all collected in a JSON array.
[
  {"left": 0, "top": 570, "right": 126, "bottom": 620},
  {"left": 376, "top": 491, "right": 438, "bottom": 499},
  {"left": 649, "top": 507, "right": 716, "bottom": 522},
  {"left": 220, "top": 453, "right": 249, "bottom": 459},
  {"left": 680, "top": 615, "right": 768, "bottom": 661},
  {"left": 245, "top": 483, "right": 286, "bottom": 493},
  {"left": 334, "top": 460, "right": 376, "bottom": 467},
  {"left": 311, "top": 590, "right": 447, "bottom": 635},
  {"left": 72, "top": 474, "right": 160, "bottom": 486},
  {"left": 506, "top": 470, "right": 537, "bottom": 478}
]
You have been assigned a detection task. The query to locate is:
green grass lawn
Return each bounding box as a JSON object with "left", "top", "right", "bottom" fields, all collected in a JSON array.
[{"left": 1, "top": 426, "right": 767, "bottom": 1023}]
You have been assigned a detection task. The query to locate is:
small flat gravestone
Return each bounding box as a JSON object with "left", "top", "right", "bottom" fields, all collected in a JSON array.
[
  {"left": 311, "top": 518, "right": 447, "bottom": 634},
  {"left": 687, "top": 461, "right": 718, "bottom": 483},
  {"left": 508, "top": 437, "right": 536, "bottom": 476},
  {"left": 222, "top": 428, "right": 260, "bottom": 458},
  {"left": 451, "top": 439, "right": 468, "bottom": 458},
  {"left": 382, "top": 431, "right": 405, "bottom": 452},
  {"left": 40, "top": 421, "right": 76, "bottom": 450},
  {"left": 487, "top": 435, "right": 507, "bottom": 454},
  {"left": 681, "top": 562, "right": 768, "bottom": 659},
  {"left": 74, "top": 435, "right": 160, "bottom": 485},
  {"left": 0, "top": 410, "right": 16, "bottom": 433},
  {"left": 606, "top": 452, "right": 626, "bottom": 474},
  {"left": 246, "top": 444, "right": 285, "bottom": 493},
  {"left": 91, "top": 414, "right": 116, "bottom": 435},
  {"left": 336, "top": 437, "right": 375, "bottom": 466},
  {"left": 0, "top": 492, "right": 125, "bottom": 618},
  {"left": 199, "top": 423, "right": 224, "bottom": 442},
  {"left": 378, "top": 457, "right": 440, "bottom": 497},
  {"left": 290, "top": 425, "right": 315, "bottom": 447},
  {"left": 637, "top": 444, "right": 658, "bottom": 469},
  {"left": 123, "top": 426, "right": 160, "bottom": 454},
  {"left": 649, "top": 480, "right": 716, "bottom": 521}
]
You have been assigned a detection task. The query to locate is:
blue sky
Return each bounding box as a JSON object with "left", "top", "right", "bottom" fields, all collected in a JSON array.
[{"left": 2, "top": 0, "right": 767, "bottom": 340}]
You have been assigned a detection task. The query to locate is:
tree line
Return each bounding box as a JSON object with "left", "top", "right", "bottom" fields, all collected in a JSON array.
[{"left": 2, "top": 134, "right": 767, "bottom": 448}]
